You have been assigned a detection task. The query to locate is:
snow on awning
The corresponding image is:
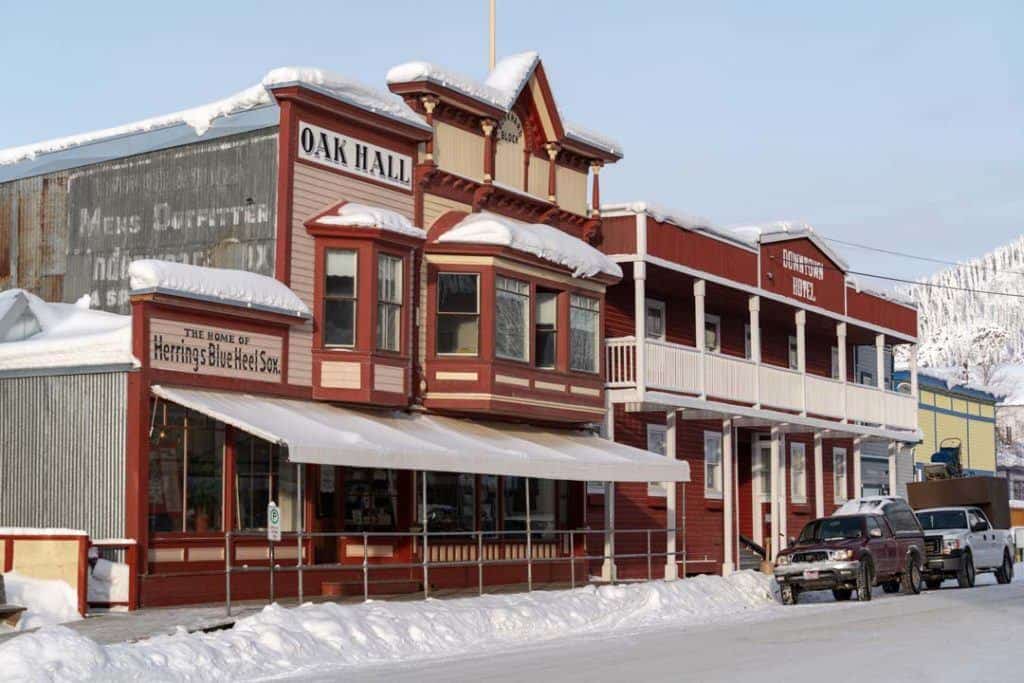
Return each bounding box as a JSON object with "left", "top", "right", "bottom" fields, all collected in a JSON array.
[{"left": 150, "top": 385, "right": 689, "bottom": 483}]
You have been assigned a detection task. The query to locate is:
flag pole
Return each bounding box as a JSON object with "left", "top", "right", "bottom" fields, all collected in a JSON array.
[{"left": 489, "top": 0, "right": 496, "bottom": 70}]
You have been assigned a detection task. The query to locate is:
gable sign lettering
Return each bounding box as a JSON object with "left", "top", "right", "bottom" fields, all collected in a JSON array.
[
  {"left": 782, "top": 248, "right": 824, "bottom": 303},
  {"left": 297, "top": 121, "right": 412, "bottom": 190}
]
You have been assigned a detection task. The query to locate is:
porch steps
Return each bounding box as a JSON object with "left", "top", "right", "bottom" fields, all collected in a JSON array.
[{"left": 738, "top": 546, "right": 762, "bottom": 572}]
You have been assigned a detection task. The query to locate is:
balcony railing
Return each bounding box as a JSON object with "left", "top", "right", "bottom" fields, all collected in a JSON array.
[{"left": 605, "top": 336, "right": 918, "bottom": 432}]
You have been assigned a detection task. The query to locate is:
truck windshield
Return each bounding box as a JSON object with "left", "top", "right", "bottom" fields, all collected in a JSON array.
[
  {"left": 916, "top": 510, "right": 967, "bottom": 530},
  {"left": 798, "top": 517, "right": 864, "bottom": 543}
]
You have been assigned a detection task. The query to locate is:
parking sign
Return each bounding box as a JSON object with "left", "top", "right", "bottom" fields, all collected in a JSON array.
[{"left": 267, "top": 501, "right": 282, "bottom": 542}]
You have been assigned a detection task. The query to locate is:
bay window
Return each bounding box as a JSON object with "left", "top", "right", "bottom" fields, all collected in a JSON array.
[
  {"left": 437, "top": 273, "right": 480, "bottom": 355},
  {"left": 377, "top": 253, "right": 402, "bottom": 352},
  {"left": 324, "top": 249, "right": 357, "bottom": 347},
  {"left": 495, "top": 275, "right": 530, "bottom": 361},
  {"left": 535, "top": 290, "right": 558, "bottom": 368},
  {"left": 790, "top": 442, "right": 807, "bottom": 504},
  {"left": 704, "top": 430, "right": 723, "bottom": 499},
  {"left": 569, "top": 293, "right": 599, "bottom": 373}
]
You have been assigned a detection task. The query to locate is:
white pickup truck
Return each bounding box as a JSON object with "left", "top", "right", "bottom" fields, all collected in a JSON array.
[{"left": 915, "top": 507, "right": 1015, "bottom": 589}]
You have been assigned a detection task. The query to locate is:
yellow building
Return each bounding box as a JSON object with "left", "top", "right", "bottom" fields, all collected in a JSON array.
[{"left": 895, "top": 370, "right": 998, "bottom": 475}]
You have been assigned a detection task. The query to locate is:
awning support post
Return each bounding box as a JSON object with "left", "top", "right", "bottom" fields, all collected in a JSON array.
[
  {"left": 525, "top": 477, "right": 533, "bottom": 591},
  {"left": 421, "top": 471, "right": 429, "bottom": 599},
  {"left": 664, "top": 409, "right": 678, "bottom": 580},
  {"left": 602, "top": 482, "right": 617, "bottom": 582}
]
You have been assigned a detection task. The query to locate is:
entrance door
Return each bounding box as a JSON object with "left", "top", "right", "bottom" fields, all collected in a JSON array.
[{"left": 751, "top": 438, "right": 772, "bottom": 549}]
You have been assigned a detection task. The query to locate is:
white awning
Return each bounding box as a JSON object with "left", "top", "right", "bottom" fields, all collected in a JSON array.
[{"left": 151, "top": 385, "right": 689, "bottom": 483}]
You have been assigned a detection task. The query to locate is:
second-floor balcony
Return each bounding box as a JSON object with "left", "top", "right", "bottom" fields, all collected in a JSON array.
[{"left": 605, "top": 336, "right": 918, "bottom": 433}]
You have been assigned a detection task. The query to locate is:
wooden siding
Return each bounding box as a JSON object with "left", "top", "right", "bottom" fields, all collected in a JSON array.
[
  {"left": 846, "top": 288, "right": 917, "bottom": 338},
  {"left": 527, "top": 156, "right": 549, "bottom": 198},
  {"left": 646, "top": 219, "right": 758, "bottom": 286},
  {"left": 555, "top": 165, "right": 587, "bottom": 216},
  {"left": 434, "top": 121, "right": 484, "bottom": 181},
  {"left": 288, "top": 163, "right": 413, "bottom": 386},
  {"left": 494, "top": 136, "right": 524, "bottom": 188}
]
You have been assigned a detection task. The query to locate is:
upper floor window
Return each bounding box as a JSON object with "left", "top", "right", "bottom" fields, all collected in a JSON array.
[
  {"left": 788, "top": 335, "right": 799, "bottom": 370},
  {"left": 437, "top": 273, "right": 479, "bottom": 355},
  {"left": 646, "top": 299, "right": 666, "bottom": 341},
  {"left": 704, "top": 314, "right": 721, "bottom": 353},
  {"left": 324, "top": 249, "right": 357, "bottom": 347},
  {"left": 535, "top": 290, "right": 558, "bottom": 369},
  {"left": 495, "top": 276, "right": 530, "bottom": 362},
  {"left": 377, "top": 254, "right": 402, "bottom": 352},
  {"left": 569, "top": 294, "right": 600, "bottom": 373}
]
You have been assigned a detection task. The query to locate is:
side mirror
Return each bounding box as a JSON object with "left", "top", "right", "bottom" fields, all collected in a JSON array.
[
  {"left": 971, "top": 522, "right": 987, "bottom": 533},
  {"left": 869, "top": 528, "right": 882, "bottom": 538}
]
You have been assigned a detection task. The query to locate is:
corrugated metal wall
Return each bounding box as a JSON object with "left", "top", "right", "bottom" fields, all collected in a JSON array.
[{"left": 0, "top": 371, "right": 127, "bottom": 538}]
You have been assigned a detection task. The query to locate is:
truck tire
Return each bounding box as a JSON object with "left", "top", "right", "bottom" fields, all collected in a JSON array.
[
  {"left": 925, "top": 578, "right": 943, "bottom": 591},
  {"left": 781, "top": 584, "right": 798, "bottom": 605},
  {"left": 856, "top": 559, "right": 873, "bottom": 602},
  {"left": 956, "top": 552, "right": 975, "bottom": 589},
  {"left": 901, "top": 556, "right": 923, "bottom": 595},
  {"left": 995, "top": 550, "right": 1014, "bottom": 585},
  {"left": 882, "top": 580, "right": 900, "bottom": 593},
  {"left": 832, "top": 588, "right": 852, "bottom": 601}
]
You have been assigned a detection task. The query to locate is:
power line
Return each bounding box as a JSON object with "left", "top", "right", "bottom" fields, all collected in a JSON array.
[
  {"left": 845, "top": 270, "right": 1024, "bottom": 300},
  {"left": 824, "top": 235, "right": 1024, "bottom": 278}
]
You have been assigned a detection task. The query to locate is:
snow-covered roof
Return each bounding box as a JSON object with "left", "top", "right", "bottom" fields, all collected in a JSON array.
[
  {"left": 895, "top": 367, "right": 1000, "bottom": 401},
  {"left": 734, "top": 222, "right": 850, "bottom": 271},
  {"left": 128, "top": 260, "right": 311, "bottom": 318},
  {"left": 601, "top": 201, "right": 756, "bottom": 251},
  {"left": 312, "top": 202, "right": 425, "bottom": 239},
  {"left": 0, "top": 67, "right": 426, "bottom": 182},
  {"left": 846, "top": 276, "right": 917, "bottom": 308},
  {"left": 435, "top": 212, "right": 622, "bottom": 279},
  {"left": 387, "top": 52, "right": 622, "bottom": 158},
  {"left": 0, "top": 290, "right": 134, "bottom": 374}
]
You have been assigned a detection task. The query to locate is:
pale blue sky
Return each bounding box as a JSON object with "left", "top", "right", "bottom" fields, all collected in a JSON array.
[{"left": 2, "top": 1, "right": 1020, "bottom": 283}]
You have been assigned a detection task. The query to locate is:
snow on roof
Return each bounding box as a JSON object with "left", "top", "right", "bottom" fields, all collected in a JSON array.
[
  {"left": 0, "top": 67, "right": 425, "bottom": 170},
  {"left": 601, "top": 201, "right": 755, "bottom": 250},
  {"left": 128, "top": 260, "right": 311, "bottom": 317},
  {"left": 734, "top": 221, "right": 851, "bottom": 271},
  {"left": 435, "top": 212, "right": 622, "bottom": 279},
  {"left": 314, "top": 202, "right": 425, "bottom": 239},
  {"left": 563, "top": 121, "right": 623, "bottom": 157},
  {"left": 904, "top": 366, "right": 1001, "bottom": 400},
  {"left": 0, "top": 290, "right": 134, "bottom": 373}
]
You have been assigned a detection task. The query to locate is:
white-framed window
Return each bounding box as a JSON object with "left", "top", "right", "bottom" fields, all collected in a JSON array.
[
  {"left": 645, "top": 298, "right": 666, "bottom": 341},
  {"left": 744, "top": 324, "right": 752, "bottom": 360},
  {"left": 790, "top": 442, "right": 807, "bottom": 504},
  {"left": 324, "top": 249, "right": 357, "bottom": 347},
  {"left": 751, "top": 444, "right": 771, "bottom": 502},
  {"left": 833, "top": 447, "right": 848, "bottom": 503},
  {"left": 535, "top": 290, "right": 558, "bottom": 369},
  {"left": 376, "top": 253, "right": 402, "bottom": 352},
  {"left": 704, "top": 313, "right": 721, "bottom": 353},
  {"left": 569, "top": 294, "right": 600, "bottom": 373},
  {"left": 788, "top": 335, "right": 799, "bottom": 370},
  {"left": 646, "top": 424, "right": 668, "bottom": 497},
  {"left": 495, "top": 275, "right": 530, "bottom": 361},
  {"left": 830, "top": 346, "right": 840, "bottom": 379},
  {"left": 704, "top": 430, "right": 723, "bottom": 499},
  {"left": 436, "top": 273, "right": 480, "bottom": 355}
]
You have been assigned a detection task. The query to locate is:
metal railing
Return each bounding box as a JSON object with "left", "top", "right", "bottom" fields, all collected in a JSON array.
[{"left": 221, "top": 526, "right": 706, "bottom": 617}]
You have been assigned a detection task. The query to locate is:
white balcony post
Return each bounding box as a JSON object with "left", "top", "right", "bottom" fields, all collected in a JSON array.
[
  {"left": 814, "top": 431, "right": 825, "bottom": 518},
  {"left": 665, "top": 409, "right": 679, "bottom": 580},
  {"left": 876, "top": 332, "right": 887, "bottom": 427},
  {"left": 634, "top": 261, "right": 647, "bottom": 400},
  {"left": 837, "top": 322, "right": 848, "bottom": 422},
  {"left": 909, "top": 344, "right": 919, "bottom": 399},
  {"left": 722, "top": 418, "right": 735, "bottom": 575},
  {"left": 853, "top": 437, "right": 864, "bottom": 499},
  {"left": 695, "top": 279, "right": 707, "bottom": 398},
  {"left": 769, "top": 425, "right": 782, "bottom": 561},
  {"left": 888, "top": 441, "right": 898, "bottom": 496},
  {"left": 796, "top": 310, "right": 807, "bottom": 415},
  {"left": 749, "top": 296, "right": 761, "bottom": 408}
]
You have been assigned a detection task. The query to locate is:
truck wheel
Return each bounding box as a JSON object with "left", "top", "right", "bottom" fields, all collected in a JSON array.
[
  {"left": 856, "top": 560, "right": 873, "bottom": 602},
  {"left": 995, "top": 551, "right": 1014, "bottom": 585},
  {"left": 882, "top": 580, "right": 900, "bottom": 593},
  {"left": 956, "top": 552, "right": 975, "bottom": 588},
  {"left": 781, "top": 584, "right": 797, "bottom": 605},
  {"left": 901, "top": 557, "right": 923, "bottom": 595},
  {"left": 832, "top": 588, "right": 852, "bottom": 601},
  {"left": 925, "top": 578, "right": 943, "bottom": 591}
]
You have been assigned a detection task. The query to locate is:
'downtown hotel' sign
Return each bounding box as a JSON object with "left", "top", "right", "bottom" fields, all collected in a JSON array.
[{"left": 149, "top": 318, "right": 283, "bottom": 383}]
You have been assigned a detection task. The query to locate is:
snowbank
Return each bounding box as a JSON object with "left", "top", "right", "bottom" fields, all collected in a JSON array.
[
  {"left": 1, "top": 573, "right": 82, "bottom": 633},
  {"left": 314, "top": 202, "right": 425, "bottom": 239},
  {"left": 87, "top": 560, "right": 129, "bottom": 605},
  {"left": 436, "top": 212, "right": 622, "bottom": 279},
  {"left": 0, "top": 291, "right": 134, "bottom": 372},
  {"left": 128, "top": 260, "right": 310, "bottom": 317},
  {"left": 0, "top": 572, "right": 777, "bottom": 682}
]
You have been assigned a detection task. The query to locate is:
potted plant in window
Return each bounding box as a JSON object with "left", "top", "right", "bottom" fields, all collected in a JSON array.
[{"left": 190, "top": 482, "right": 219, "bottom": 533}]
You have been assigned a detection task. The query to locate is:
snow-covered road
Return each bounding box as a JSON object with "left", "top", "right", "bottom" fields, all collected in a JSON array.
[{"left": 335, "top": 575, "right": 1023, "bottom": 683}]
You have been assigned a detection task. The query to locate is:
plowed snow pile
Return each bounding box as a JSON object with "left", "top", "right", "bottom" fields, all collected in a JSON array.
[{"left": 0, "top": 571, "right": 778, "bottom": 682}]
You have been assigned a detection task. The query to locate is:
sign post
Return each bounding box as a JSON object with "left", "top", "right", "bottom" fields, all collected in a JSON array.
[{"left": 267, "top": 502, "right": 281, "bottom": 602}]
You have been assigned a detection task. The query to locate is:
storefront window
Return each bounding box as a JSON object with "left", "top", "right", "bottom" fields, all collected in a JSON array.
[
  {"left": 235, "top": 433, "right": 299, "bottom": 532},
  {"left": 324, "top": 249, "right": 357, "bottom": 347},
  {"left": 495, "top": 276, "right": 529, "bottom": 361},
  {"left": 502, "top": 477, "right": 556, "bottom": 539},
  {"left": 425, "top": 472, "right": 475, "bottom": 532},
  {"left": 345, "top": 468, "right": 398, "bottom": 531},
  {"left": 480, "top": 475, "right": 499, "bottom": 536},
  {"left": 437, "top": 273, "right": 479, "bottom": 354},
  {"left": 148, "top": 404, "right": 224, "bottom": 534},
  {"left": 535, "top": 291, "right": 558, "bottom": 368},
  {"left": 569, "top": 294, "right": 599, "bottom": 373},
  {"left": 377, "top": 253, "right": 402, "bottom": 352}
]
